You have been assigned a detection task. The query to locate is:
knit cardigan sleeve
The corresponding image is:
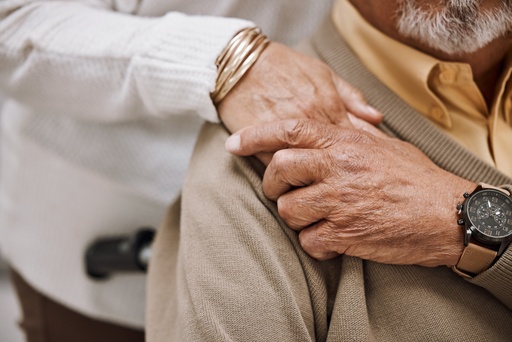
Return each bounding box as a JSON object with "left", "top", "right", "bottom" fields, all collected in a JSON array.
[{"left": 0, "top": 0, "right": 253, "bottom": 122}]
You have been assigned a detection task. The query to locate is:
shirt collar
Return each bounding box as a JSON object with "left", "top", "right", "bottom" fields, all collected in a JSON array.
[
  {"left": 499, "top": 52, "right": 512, "bottom": 126},
  {"left": 332, "top": 0, "right": 512, "bottom": 129}
]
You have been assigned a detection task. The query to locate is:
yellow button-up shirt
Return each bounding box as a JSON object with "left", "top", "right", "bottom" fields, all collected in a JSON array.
[{"left": 333, "top": 0, "right": 512, "bottom": 178}]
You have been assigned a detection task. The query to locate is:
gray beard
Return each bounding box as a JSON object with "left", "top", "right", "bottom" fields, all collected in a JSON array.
[{"left": 397, "top": 0, "right": 512, "bottom": 55}]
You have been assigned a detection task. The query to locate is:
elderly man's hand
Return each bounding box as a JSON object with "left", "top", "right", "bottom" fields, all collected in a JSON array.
[
  {"left": 218, "top": 42, "right": 383, "bottom": 135},
  {"left": 225, "top": 119, "right": 476, "bottom": 268}
]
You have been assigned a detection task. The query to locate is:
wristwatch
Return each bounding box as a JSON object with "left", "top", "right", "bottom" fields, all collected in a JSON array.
[{"left": 453, "top": 183, "right": 512, "bottom": 278}]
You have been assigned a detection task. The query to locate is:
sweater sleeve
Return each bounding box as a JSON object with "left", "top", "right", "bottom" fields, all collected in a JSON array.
[
  {"left": 0, "top": 0, "right": 253, "bottom": 123},
  {"left": 469, "top": 184, "right": 512, "bottom": 310}
]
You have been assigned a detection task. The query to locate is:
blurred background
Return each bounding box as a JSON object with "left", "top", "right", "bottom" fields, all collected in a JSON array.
[
  {"left": 0, "top": 258, "right": 23, "bottom": 342},
  {"left": 0, "top": 93, "right": 24, "bottom": 342}
]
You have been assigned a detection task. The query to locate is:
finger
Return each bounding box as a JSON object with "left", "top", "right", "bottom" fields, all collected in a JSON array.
[
  {"left": 292, "top": 56, "right": 352, "bottom": 127},
  {"left": 275, "top": 183, "right": 334, "bottom": 230},
  {"left": 263, "top": 148, "right": 329, "bottom": 200},
  {"left": 346, "top": 113, "right": 389, "bottom": 139},
  {"left": 254, "top": 152, "right": 273, "bottom": 166},
  {"left": 225, "top": 119, "right": 341, "bottom": 156},
  {"left": 332, "top": 74, "right": 383, "bottom": 125},
  {"left": 312, "top": 74, "right": 352, "bottom": 127},
  {"left": 298, "top": 220, "right": 340, "bottom": 261}
]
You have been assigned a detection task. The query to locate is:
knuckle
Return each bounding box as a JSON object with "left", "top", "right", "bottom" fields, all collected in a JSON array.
[
  {"left": 261, "top": 177, "right": 276, "bottom": 200},
  {"left": 315, "top": 227, "right": 335, "bottom": 245},
  {"left": 315, "top": 129, "right": 341, "bottom": 150},
  {"left": 346, "top": 129, "right": 374, "bottom": 145},
  {"left": 298, "top": 230, "right": 316, "bottom": 250},
  {"left": 328, "top": 149, "right": 365, "bottom": 174},
  {"left": 299, "top": 230, "right": 328, "bottom": 258},
  {"left": 277, "top": 196, "right": 294, "bottom": 223},
  {"left": 282, "top": 119, "right": 309, "bottom": 145},
  {"left": 271, "top": 149, "right": 292, "bottom": 168},
  {"left": 283, "top": 119, "right": 338, "bottom": 148}
]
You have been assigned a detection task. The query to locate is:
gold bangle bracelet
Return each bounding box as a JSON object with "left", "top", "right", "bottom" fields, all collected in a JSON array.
[
  {"left": 214, "top": 33, "right": 264, "bottom": 101},
  {"left": 214, "top": 35, "right": 269, "bottom": 103},
  {"left": 212, "top": 27, "right": 269, "bottom": 105},
  {"left": 214, "top": 29, "right": 260, "bottom": 97}
]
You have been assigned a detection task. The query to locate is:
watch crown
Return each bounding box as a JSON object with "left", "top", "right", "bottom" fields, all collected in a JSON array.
[
  {"left": 463, "top": 192, "right": 470, "bottom": 198},
  {"left": 457, "top": 218, "right": 465, "bottom": 226},
  {"left": 456, "top": 203, "right": 462, "bottom": 210}
]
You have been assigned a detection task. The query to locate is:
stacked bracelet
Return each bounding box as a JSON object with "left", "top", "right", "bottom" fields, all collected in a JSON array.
[{"left": 211, "top": 27, "right": 270, "bottom": 105}]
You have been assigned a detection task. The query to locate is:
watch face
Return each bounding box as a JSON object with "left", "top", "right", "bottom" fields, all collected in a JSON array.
[{"left": 465, "top": 189, "right": 512, "bottom": 243}]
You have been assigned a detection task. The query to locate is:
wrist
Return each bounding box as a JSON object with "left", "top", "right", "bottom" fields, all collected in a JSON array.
[
  {"left": 451, "top": 183, "right": 512, "bottom": 277},
  {"left": 437, "top": 176, "right": 477, "bottom": 267},
  {"left": 212, "top": 27, "right": 269, "bottom": 106}
]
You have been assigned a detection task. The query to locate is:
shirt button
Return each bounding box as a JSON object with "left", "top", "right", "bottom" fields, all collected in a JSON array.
[
  {"left": 431, "top": 106, "right": 446, "bottom": 121},
  {"left": 439, "top": 69, "right": 456, "bottom": 84}
]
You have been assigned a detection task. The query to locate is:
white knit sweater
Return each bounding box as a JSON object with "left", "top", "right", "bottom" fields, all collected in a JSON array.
[{"left": 0, "top": 0, "right": 333, "bottom": 328}]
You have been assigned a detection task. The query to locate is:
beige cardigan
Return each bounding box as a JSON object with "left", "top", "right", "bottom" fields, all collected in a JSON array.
[{"left": 147, "top": 19, "right": 512, "bottom": 342}]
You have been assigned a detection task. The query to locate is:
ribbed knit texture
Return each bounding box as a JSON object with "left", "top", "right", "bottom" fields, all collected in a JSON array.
[
  {"left": 0, "top": 0, "right": 333, "bottom": 328},
  {"left": 0, "top": 0, "right": 254, "bottom": 122},
  {"left": 148, "top": 18, "right": 512, "bottom": 342}
]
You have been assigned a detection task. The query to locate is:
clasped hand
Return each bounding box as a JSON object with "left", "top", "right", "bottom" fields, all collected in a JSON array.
[
  {"left": 218, "top": 42, "right": 382, "bottom": 135},
  {"left": 226, "top": 118, "right": 473, "bottom": 267}
]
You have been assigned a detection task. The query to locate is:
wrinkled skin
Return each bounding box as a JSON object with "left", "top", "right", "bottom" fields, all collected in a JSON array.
[
  {"left": 218, "top": 42, "right": 383, "bottom": 136},
  {"left": 226, "top": 118, "right": 476, "bottom": 267}
]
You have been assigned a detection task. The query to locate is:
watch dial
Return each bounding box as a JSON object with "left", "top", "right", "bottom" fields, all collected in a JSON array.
[{"left": 466, "top": 190, "right": 512, "bottom": 239}]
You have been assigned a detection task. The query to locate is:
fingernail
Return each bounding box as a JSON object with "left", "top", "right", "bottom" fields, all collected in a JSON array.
[{"left": 225, "top": 134, "right": 241, "bottom": 152}]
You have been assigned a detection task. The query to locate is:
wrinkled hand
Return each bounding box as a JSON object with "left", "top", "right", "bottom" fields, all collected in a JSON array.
[
  {"left": 218, "top": 42, "right": 382, "bottom": 135},
  {"left": 226, "top": 119, "right": 476, "bottom": 267}
]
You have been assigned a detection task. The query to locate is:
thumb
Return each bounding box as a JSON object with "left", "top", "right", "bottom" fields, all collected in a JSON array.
[{"left": 225, "top": 119, "right": 340, "bottom": 156}]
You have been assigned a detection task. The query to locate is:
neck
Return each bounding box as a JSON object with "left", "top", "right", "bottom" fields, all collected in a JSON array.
[{"left": 349, "top": 0, "right": 512, "bottom": 108}]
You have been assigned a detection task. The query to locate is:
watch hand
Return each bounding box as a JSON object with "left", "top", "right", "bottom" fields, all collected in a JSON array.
[{"left": 488, "top": 200, "right": 491, "bottom": 208}]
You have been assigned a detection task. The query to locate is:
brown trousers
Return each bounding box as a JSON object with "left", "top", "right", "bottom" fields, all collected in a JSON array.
[{"left": 10, "top": 269, "right": 144, "bottom": 342}]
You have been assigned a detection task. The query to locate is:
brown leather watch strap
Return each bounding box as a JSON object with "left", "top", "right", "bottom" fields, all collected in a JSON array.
[{"left": 452, "top": 243, "right": 497, "bottom": 278}]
